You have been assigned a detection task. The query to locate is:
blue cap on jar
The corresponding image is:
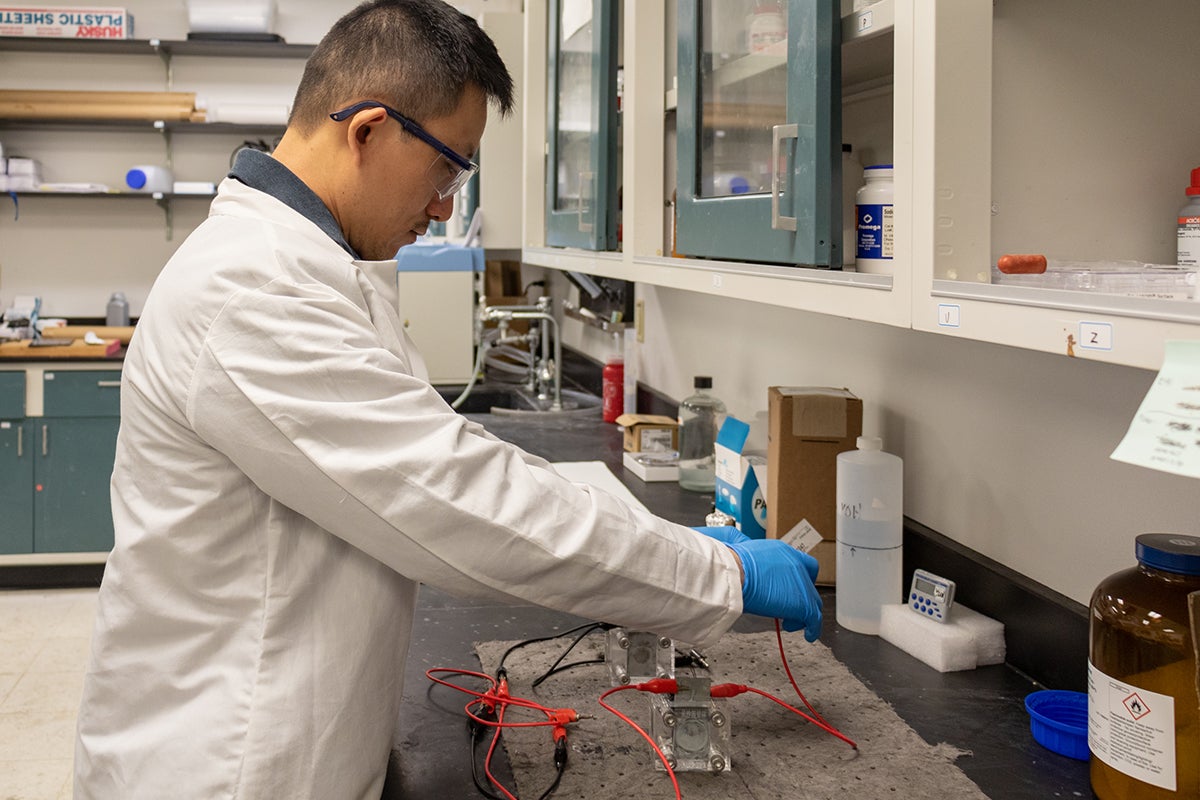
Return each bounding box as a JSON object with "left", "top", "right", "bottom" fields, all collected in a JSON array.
[{"left": 1135, "top": 534, "right": 1200, "bottom": 576}]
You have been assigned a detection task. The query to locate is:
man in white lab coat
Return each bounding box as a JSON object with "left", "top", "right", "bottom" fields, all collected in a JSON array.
[{"left": 73, "top": 2, "right": 822, "bottom": 798}]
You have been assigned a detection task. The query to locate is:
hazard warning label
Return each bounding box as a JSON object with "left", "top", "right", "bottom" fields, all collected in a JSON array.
[{"left": 1088, "top": 661, "right": 1177, "bottom": 791}]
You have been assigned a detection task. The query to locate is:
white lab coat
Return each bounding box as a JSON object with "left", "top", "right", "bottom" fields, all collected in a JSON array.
[{"left": 74, "top": 178, "right": 743, "bottom": 800}]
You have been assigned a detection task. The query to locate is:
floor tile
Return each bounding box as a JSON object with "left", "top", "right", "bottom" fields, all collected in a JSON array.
[
  {"left": 0, "top": 707, "right": 77, "bottom": 762},
  {"left": 0, "top": 638, "right": 44, "bottom": 674},
  {"left": 2, "top": 670, "right": 85, "bottom": 715},
  {"left": 0, "top": 758, "right": 72, "bottom": 800},
  {"left": 28, "top": 638, "right": 91, "bottom": 674},
  {"left": 0, "top": 673, "right": 20, "bottom": 706}
]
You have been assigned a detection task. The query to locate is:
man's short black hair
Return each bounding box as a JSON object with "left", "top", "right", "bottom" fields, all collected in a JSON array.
[{"left": 289, "top": 0, "right": 514, "bottom": 133}]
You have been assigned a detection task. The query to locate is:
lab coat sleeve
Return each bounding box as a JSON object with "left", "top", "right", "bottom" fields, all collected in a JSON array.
[{"left": 187, "top": 279, "right": 742, "bottom": 648}]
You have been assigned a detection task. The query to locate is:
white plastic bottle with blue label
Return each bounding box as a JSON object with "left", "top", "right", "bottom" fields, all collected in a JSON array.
[
  {"left": 836, "top": 436, "right": 903, "bottom": 635},
  {"left": 855, "top": 165, "right": 894, "bottom": 274}
]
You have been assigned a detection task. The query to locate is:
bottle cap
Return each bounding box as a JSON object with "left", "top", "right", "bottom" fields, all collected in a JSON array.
[
  {"left": 1135, "top": 533, "right": 1200, "bottom": 576},
  {"left": 856, "top": 436, "right": 882, "bottom": 451},
  {"left": 694, "top": 376, "right": 712, "bottom": 389},
  {"left": 125, "top": 168, "right": 148, "bottom": 190},
  {"left": 1187, "top": 166, "right": 1200, "bottom": 195}
]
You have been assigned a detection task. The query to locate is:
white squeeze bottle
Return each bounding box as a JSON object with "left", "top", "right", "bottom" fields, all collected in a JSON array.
[{"left": 835, "top": 436, "right": 903, "bottom": 635}]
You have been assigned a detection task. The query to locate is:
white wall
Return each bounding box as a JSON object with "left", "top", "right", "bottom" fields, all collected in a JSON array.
[
  {"left": 0, "top": 0, "right": 508, "bottom": 318},
  {"left": 559, "top": 279, "right": 1200, "bottom": 608}
]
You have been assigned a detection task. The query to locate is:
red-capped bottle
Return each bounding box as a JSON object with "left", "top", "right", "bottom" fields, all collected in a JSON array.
[{"left": 602, "top": 356, "right": 624, "bottom": 423}]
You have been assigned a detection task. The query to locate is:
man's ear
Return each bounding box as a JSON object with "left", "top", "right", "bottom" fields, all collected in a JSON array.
[{"left": 343, "top": 106, "right": 388, "bottom": 160}]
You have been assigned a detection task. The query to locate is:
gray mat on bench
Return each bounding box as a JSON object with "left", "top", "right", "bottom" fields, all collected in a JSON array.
[{"left": 474, "top": 630, "right": 989, "bottom": 799}]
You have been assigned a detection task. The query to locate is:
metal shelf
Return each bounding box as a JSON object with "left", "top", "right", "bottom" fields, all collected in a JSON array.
[
  {"left": 0, "top": 35, "right": 314, "bottom": 59},
  {"left": 0, "top": 118, "right": 285, "bottom": 133}
]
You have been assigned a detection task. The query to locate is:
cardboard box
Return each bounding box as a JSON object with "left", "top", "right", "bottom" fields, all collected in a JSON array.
[
  {"left": 714, "top": 416, "right": 768, "bottom": 539},
  {"left": 482, "top": 260, "right": 529, "bottom": 337},
  {"left": 0, "top": 7, "right": 133, "bottom": 38},
  {"left": 767, "top": 387, "right": 862, "bottom": 585},
  {"left": 622, "top": 451, "right": 678, "bottom": 482},
  {"left": 615, "top": 413, "right": 677, "bottom": 453}
]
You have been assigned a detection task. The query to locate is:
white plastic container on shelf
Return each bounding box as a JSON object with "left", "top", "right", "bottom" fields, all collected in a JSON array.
[
  {"left": 187, "top": 0, "right": 276, "bottom": 34},
  {"left": 125, "top": 165, "right": 173, "bottom": 194},
  {"left": 855, "top": 165, "right": 894, "bottom": 274},
  {"left": 836, "top": 436, "right": 903, "bottom": 635}
]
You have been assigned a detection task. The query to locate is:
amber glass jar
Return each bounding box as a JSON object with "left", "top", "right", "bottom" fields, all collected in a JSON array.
[{"left": 1089, "top": 534, "right": 1200, "bottom": 799}]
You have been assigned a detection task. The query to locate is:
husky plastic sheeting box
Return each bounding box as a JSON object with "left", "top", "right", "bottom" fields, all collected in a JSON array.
[
  {"left": 0, "top": 7, "right": 133, "bottom": 38},
  {"left": 714, "top": 415, "right": 768, "bottom": 539},
  {"left": 767, "top": 387, "right": 862, "bottom": 585}
]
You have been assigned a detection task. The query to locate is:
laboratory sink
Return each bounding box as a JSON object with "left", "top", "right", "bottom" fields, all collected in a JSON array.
[{"left": 436, "top": 384, "right": 602, "bottom": 416}]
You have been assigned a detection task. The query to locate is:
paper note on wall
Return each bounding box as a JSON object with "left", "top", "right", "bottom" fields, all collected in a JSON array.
[{"left": 1111, "top": 340, "right": 1200, "bottom": 479}]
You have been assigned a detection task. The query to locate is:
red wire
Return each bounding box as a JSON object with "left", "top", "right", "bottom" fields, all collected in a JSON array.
[
  {"left": 741, "top": 685, "right": 857, "bottom": 749},
  {"left": 773, "top": 619, "right": 828, "bottom": 724},
  {"left": 597, "top": 685, "right": 682, "bottom": 800},
  {"left": 484, "top": 702, "right": 519, "bottom": 800},
  {"left": 427, "top": 667, "right": 582, "bottom": 800},
  {"left": 773, "top": 620, "right": 858, "bottom": 749}
]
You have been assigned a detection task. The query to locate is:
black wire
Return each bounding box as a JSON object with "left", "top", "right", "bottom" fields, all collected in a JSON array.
[
  {"left": 529, "top": 624, "right": 603, "bottom": 686},
  {"left": 536, "top": 763, "right": 566, "bottom": 800},
  {"left": 468, "top": 724, "right": 506, "bottom": 800},
  {"left": 496, "top": 621, "right": 609, "bottom": 679},
  {"left": 531, "top": 659, "right": 605, "bottom": 689}
]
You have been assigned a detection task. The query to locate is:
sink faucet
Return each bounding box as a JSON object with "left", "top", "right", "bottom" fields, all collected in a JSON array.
[{"left": 478, "top": 295, "right": 562, "bottom": 411}]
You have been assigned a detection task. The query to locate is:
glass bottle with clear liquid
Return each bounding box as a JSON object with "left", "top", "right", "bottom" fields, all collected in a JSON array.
[{"left": 677, "top": 376, "right": 726, "bottom": 492}]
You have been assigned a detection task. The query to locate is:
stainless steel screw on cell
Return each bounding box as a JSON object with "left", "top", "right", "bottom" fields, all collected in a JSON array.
[
  {"left": 709, "top": 711, "right": 725, "bottom": 728},
  {"left": 709, "top": 754, "right": 726, "bottom": 774},
  {"left": 617, "top": 635, "right": 629, "bottom": 649},
  {"left": 658, "top": 637, "right": 672, "bottom": 649},
  {"left": 662, "top": 712, "right": 677, "bottom": 728}
]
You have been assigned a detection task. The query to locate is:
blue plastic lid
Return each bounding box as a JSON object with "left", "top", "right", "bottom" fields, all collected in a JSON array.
[
  {"left": 125, "top": 168, "right": 147, "bottom": 189},
  {"left": 1025, "top": 690, "right": 1089, "bottom": 761},
  {"left": 864, "top": 164, "right": 893, "bottom": 170},
  {"left": 1135, "top": 534, "right": 1200, "bottom": 576}
]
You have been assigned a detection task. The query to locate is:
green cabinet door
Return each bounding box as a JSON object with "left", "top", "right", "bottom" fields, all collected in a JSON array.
[
  {"left": 545, "top": 0, "right": 619, "bottom": 250},
  {"left": 0, "top": 420, "right": 34, "bottom": 554},
  {"left": 676, "top": 0, "right": 842, "bottom": 267},
  {"left": 33, "top": 417, "right": 119, "bottom": 553}
]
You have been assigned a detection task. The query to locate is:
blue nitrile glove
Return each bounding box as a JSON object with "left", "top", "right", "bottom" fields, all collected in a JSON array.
[
  {"left": 726, "top": 540, "right": 823, "bottom": 642},
  {"left": 691, "top": 525, "right": 752, "bottom": 546}
]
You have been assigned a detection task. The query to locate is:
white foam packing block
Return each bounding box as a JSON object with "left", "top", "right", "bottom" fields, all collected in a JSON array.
[{"left": 879, "top": 602, "right": 1006, "bottom": 673}]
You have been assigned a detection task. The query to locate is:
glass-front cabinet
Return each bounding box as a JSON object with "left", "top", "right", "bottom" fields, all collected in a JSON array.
[
  {"left": 523, "top": 1, "right": 1196, "bottom": 369},
  {"left": 545, "top": 0, "right": 620, "bottom": 251},
  {"left": 675, "top": 0, "right": 841, "bottom": 268},
  {"left": 910, "top": 0, "right": 1200, "bottom": 369}
]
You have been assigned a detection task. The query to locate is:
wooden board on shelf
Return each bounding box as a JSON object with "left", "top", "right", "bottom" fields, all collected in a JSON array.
[
  {"left": 0, "top": 338, "right": 120, "bottom": 359},
  {"left": 0, "top": 89, "right": 202, "bottom": 121},
  {"left": 52, "top": 326, "right": 134, "bottom": 344}
]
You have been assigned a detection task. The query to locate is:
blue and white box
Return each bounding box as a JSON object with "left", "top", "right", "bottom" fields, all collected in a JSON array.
[{"left": 714, "top": 416, "right": 768, "bottom": 539}]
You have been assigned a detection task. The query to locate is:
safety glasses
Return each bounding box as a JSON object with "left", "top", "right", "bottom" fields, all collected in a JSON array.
[{"left": 330, "top": 100, "right": 479, "bottom": 200}]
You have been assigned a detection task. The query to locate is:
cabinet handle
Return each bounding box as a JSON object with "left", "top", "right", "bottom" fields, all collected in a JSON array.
[
  {"left": 16, "top": 425, "right": 22, "bottom": 458},
  {"left": 770, "top": 123, "right": 799, "bottom": 232},
  {"left": 577, "top": 171, "right": 595, "bottom": 233},
  {"left": 42, "top": 424, "right": 48, "bottom": 456},
  {"left": 96, "top": 381, "right": 121, "bottom": 388}
]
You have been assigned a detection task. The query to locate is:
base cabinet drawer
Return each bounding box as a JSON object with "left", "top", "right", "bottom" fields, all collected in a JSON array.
[
  {"left": 0, "top": 369, "right": 121, "bottom": 556},
  {"left": 0, "top": 420, "right": 33, "bottom": 554},
  {"left": 32, "top": 417, "right": 119, "bottom": 553}
]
